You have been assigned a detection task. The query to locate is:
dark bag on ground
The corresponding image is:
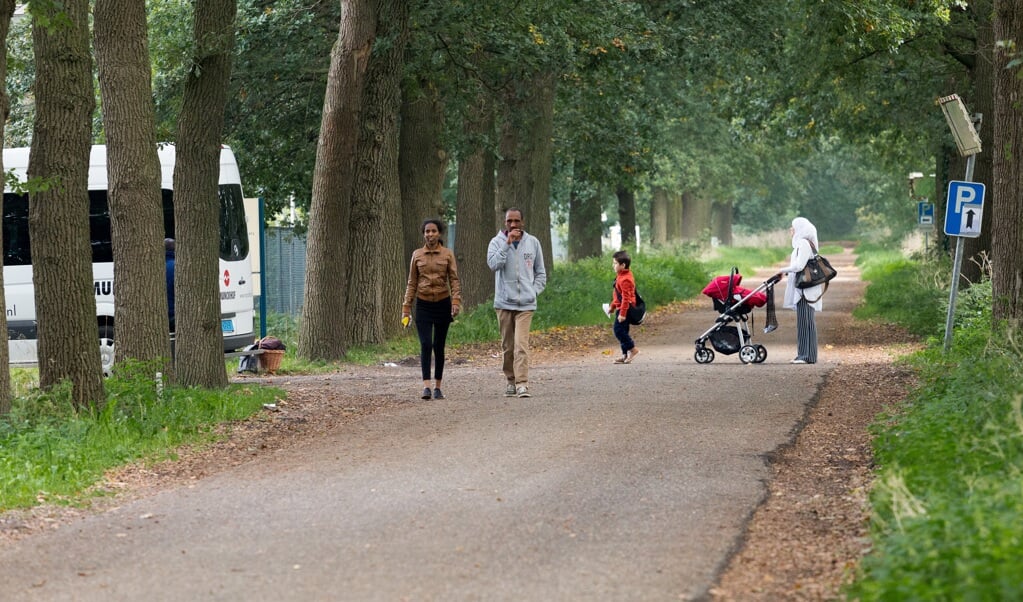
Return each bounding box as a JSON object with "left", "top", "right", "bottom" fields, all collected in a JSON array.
[
  {"left": 237, "top": 343, "right": 260, "bottom": 373},
  {"left": 796, "top": 242, "right": 838, "bottom": 289}
]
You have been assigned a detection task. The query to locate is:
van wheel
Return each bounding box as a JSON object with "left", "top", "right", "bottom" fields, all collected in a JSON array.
[{"left": 99, "top": 325, "right": 115, "bottom": 377}]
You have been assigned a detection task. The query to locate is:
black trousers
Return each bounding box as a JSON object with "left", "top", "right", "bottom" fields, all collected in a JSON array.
[{"left": 415, "top": 297, "right": 452, "bottom": 381}]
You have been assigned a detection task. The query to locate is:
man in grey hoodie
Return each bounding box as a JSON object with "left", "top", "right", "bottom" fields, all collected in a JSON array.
[{"left": 487, "top": 208, "right": 547, "bottom": 398}]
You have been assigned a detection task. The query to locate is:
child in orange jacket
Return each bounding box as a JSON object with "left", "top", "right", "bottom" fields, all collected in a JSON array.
[{"left": 610, "top": 250, "right": 640, "bottom": 364}]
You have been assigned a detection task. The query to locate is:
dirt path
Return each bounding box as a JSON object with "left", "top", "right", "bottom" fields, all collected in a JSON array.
[{"left": 0, "top": 247, "right": 919, "bottom": 601}]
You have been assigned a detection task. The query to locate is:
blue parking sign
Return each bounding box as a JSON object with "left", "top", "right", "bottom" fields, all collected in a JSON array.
[
  {"left": 944, "top": 180, "right": 985, "bottom": 238},
  {"left": 917, "top": 201, "right": 934, "bottom": 225}
]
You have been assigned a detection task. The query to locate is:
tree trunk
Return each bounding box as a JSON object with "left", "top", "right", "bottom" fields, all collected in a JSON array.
[
  {"left": 454, "top": 96, "right": 496, "bottom": 310},
  {"left": 681, "top": 192, "right": 712, "bottom": 241},
  {"left": 173, "top": 0, "right": 236, "bottom": 388},
  {"left": 992, "top": 0, "right": 1023, "bottom": 325},
  {"left": 0, "top": 0, "right": 15, "bottom": 414},
  {"left": 616, "top": 185, "right": 636, "bottom": 248},
  {"left": 496, "top": 73, "right": 556, "bottom": 270},
  {"left": 399, "top": 78, "right": 447, "bottom": 263},
  {"left": 299, "top": 0, "right": 376, "bottom": 361},
  {"left": 712, "top": 200, "right": 733, "bottom": 246},
  {"left": 95, "top": 0, "right": 171, "bottom": 373},
  {"left": 667, "top": 191, "right": 683, "bottom": 242},
  {"left": 29, "top": 0, "right": 105, "bottom": 406},
  {"left": 932, "top": 142, "right": 950, "bottom": 259},
  {"left": 528, "top": 73, "right": 556, "bottom": 271},
  {"left": 342, "top": 0, "right": 409, "bottom": 345},
  {"left": 651, "top": 186, "right": 668, "bottom": 247},
  {"left": 381, "top": 124, "right": 406, "bottom": 339},
  {"left": 568, "top": 186, "right": 603, "bottom": 261},
  {"left": 962, "top": 0, "right": 995, "bottom": 285}
]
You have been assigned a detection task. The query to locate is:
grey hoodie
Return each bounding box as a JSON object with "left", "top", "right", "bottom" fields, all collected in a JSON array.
[{"left": 487, "top": 229, "right": 547, "bottom": 311}]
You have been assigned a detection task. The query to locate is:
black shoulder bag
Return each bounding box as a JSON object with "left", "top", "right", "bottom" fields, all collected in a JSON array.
[{"left": 795, "top": 242, "right": 837, "bottom": 301}]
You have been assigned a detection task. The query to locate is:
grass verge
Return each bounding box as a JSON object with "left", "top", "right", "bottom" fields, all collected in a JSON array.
[
  {"left": 0, "top": 361, "right": 282, "bottom": 510},
  {"left": 847, "top": 245, "right": 1023, "bottom": 600}
]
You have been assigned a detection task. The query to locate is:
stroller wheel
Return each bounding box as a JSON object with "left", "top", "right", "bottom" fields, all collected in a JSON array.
[
  {"left": 754, "top": 344, "right": 767, "bottom": 363},
  {"left": 739, "top": 344, "right": 759, "bottom": 364},
  {"left": 694, "top": 346, "right": 714, "bottom": 364}
]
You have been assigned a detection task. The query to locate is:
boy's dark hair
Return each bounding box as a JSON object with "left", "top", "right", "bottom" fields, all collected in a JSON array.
[{"left": 613, "top": 250, "right": 631, "bottom": 268}]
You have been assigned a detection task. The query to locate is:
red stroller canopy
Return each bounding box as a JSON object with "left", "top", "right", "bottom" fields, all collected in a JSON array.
[{"left": 702, "top": 273, "right": 767, "bottom": 308}]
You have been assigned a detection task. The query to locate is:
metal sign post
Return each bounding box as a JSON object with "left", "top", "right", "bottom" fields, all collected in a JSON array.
[{"left": 938, "top": 94, "right": 983, "bottom": 353}]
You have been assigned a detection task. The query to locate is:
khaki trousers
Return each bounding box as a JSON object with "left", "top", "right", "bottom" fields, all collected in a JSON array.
[{"left": 497, "top": 309, "right": 534, "bottom": 385}]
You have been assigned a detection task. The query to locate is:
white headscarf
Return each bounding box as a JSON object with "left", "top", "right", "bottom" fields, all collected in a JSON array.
[{"left": 791, "top": 217, "right": 818, "bottom": 249}]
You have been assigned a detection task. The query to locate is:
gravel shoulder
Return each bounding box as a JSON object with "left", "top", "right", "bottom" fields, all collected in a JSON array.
[{"left": 0, "top": 248, "right": 921, "bottom": 601}]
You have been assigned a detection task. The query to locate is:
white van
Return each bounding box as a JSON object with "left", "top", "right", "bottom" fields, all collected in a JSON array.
[{"left": 3, "top": 144, "right": 256, "bottom": 373}]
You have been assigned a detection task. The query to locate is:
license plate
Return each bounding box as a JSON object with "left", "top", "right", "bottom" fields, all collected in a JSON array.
[{"left": 221, "top": 319, "right": 235, "bottom": 334}]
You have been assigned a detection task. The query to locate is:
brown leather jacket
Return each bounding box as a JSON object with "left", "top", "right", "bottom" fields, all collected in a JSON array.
[{"left": 402, "top": 244, "right": 462, "bottom": 313}]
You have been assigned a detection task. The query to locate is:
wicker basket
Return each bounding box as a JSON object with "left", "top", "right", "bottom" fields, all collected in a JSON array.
[{"left": 258, "top": 349, "right": 285, "bottom": 374}]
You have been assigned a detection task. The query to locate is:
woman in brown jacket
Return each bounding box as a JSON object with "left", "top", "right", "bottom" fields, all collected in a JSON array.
[{"left": 402, "top": 219, "right": 462, "bottom": 400}]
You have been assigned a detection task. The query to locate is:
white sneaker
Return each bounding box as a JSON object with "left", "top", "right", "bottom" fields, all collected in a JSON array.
[
  {"left": 516, "top": 385, "right": 530, "bottom": 398},
  {"left": 790, "top": 359, "right": 807, "bottom": 364},
  {"left": 505, "top": 383, "right": 517, "bottom": 397}
]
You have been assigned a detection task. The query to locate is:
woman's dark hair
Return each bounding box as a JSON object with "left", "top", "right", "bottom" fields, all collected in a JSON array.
[
  {"left": 421, "top": 218, "right": 446, "bottom": 234},
  {"left": 422, "top": 218, "right": 445, "bottom": 245},
  {"left": 613, "top": 250, "right": 631, "bottom": 268}
]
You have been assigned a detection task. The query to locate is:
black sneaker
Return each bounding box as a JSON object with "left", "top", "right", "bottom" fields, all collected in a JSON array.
[
  {"left": 433, "top": 388, "right": 445, "bottom": 400},
  {"left": 421, "top": 387, "right": 432, "bottom": 400}
]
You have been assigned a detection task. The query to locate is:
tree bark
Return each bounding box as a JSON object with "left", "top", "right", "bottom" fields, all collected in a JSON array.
[
  {"left": 528, "top": 73, "right": 556, "bottom": 271},
  {"left": 173, "top": 0, "right": 236, "bottom": 388},
  {"left": 650, "top": 186, "right": 668, "bottom": 247},
  {"left": 568, "top": 186, "right": 603, "bottom": 261},
  {"left": 95, "top": 0, "right": 171, "bottom": 373},
  {"left": 381, "top": 124, "right": 406, "bottom": 339},
  {"left": 667, "top": 191, "right": 683, "bottom": 242},
  {"left": 496, "top": 73, "right": 556, "bottom": 270},
  {"left": 0, "top": 0, "right": 15, "bottom": 414},
  {"left": 29, "top": 0, "right": 105, "bottom": 406},
  {"left": 616, "top": 185, "right": 636, "bottom": 248},
  {"left": 343, "top": 0, "right": 409, "bottom": 345},
  {"left": 399, "top": 78, "right": 447, "bottom": 263},
  {"left": 299, "top": 0, "right": 376, "bottom": 360},
  {"left": 992, "top": 0, "right": 1023, "bottom": 325},
  {"left": 681, "top": 192, "right": 711, "bottom": 241},
  {"left": 962, "top": 0, "right": 995, "bottom": 285},
  {"left": 454, "top": 96, "right": 496, "bottom": 311},
  {"left": 712, "top": 201, "right": 733, "bottom": 246}
]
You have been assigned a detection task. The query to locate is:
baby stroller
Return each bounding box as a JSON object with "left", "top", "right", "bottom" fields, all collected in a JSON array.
[{"left": 694, "top": 268, "right": 780, "bottom": 364}]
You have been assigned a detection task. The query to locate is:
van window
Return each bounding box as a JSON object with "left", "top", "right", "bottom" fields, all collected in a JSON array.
[
  {"left": 3, "top": 193, "right": 29, "bottom": 266},
  {"left": 219, "top": 184, "right": 248, "bottom": 261},
  {"left": 4, "top": 186, "right": 249, "bottom": 268}
]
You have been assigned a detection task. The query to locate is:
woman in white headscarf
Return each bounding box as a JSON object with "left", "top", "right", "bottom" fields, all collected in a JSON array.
[{"left": 775, "top": 217, "right": 822, "bottom": 364}]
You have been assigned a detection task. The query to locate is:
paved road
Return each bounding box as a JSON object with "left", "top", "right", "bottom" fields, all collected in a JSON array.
[{"left": 0, "top": 250, "right": 861, "bottom": 601}]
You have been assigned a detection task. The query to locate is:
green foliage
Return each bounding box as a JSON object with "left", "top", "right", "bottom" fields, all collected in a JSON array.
[
  {"left": 850, "top": 326, "right": 1023, "bottom": 601},
  {"left": 853, "top": 247, "right": 946, "bottom": 337},
  {"left": 0, "top": 364, "right": 282, "bottom": 510},
  {"left": 848, "top": 244, "right": 1023, "bottom": 600},
  {"left": 703, "top": 246, "right": 791, "bottom": 280}
]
